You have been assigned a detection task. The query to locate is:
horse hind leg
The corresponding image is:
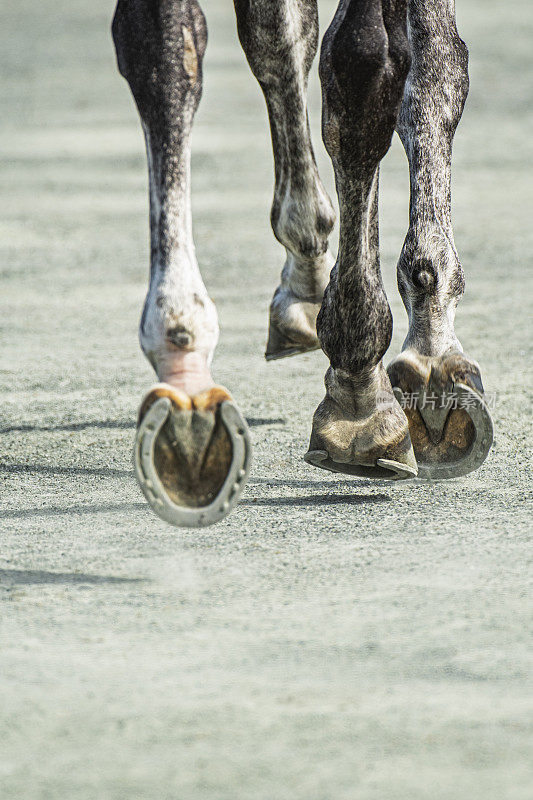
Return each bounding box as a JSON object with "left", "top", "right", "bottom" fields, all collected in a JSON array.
[{"left": 234, "top": 0, "right": 336, "bottom": 360}]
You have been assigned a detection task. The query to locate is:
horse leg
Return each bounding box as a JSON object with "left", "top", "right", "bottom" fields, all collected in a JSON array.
[
  {"left": 233, "top": 0, "right": 336, "bottom": 360},
  {"left": 112, "top": 0, "right": 251, "bottom": 526},
  {"left": 387, "top": 0, "right": 493, "bottom": 478},
  {"left": 306, "top": 0, "right": 418, "bottom": 479}
]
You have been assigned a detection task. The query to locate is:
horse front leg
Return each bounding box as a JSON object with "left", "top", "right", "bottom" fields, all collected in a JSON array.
[
  {"left": 306, "top": 0, "right": 418, "bottom": 480},
  {"left": 113, "top": 0, "right": 251, "bottom": 526},
  {"left": 387, "top": 0, "right": 493, "bottom": 478}
]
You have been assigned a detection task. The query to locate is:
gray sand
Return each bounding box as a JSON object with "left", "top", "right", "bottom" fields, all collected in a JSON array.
[{"left": 0, "top": 1, "right": 532, "bottom": 798}]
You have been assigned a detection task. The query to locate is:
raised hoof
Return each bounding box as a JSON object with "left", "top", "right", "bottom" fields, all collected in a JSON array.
[
  {"left": 134, "top": 384, "right": 252, "bottom": 527},
  {"left": 387, "top": 350, "right": 493, "bottom": 479},
  {"left": 265, "top": 287, "right": 322, "bottom": 361}
]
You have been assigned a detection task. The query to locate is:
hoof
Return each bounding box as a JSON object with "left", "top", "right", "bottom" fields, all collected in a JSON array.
[
  {"left": 387, "top": 350, "right": 493, "bottom": 479},
  {"left": 304, "top": 366, "right": 418, "bottom": 481},
  {"left": 265, "top": 286, "right": 322, "bottom": 361},
  {"left": 134, "top": 384, "right": 252, "bottom": 527}
]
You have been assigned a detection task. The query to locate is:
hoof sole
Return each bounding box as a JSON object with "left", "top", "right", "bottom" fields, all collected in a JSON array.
[
  {"left": 304, "top": 449, "right": 417, "bottom": 480},
  {"left": 388, "top": 349, "right": 494, "bottom": 479},
  {"left": 392, "top": 382, "right": 493, "bottom": 480},
  {"left": 134, "top": 394, "right": 252, "bottom": 528}
]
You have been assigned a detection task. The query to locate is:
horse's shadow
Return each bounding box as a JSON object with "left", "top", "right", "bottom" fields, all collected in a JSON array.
[
  {"left": 0, "top": 568, "right": 144, "bottom": 586},
  {"left": 0, "top": 415, "right": 391, "bottom": 518},
  {"left": 243, "top": 492, "right": 390, "bottom": 507},
  {"left": 0, "top": 416, "right": 284, "bottom": 435},
  {"left": 1, "top": 468, "right": 390, "bottom": 518}
]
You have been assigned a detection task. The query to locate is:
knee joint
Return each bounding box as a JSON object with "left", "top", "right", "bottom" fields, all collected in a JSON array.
[
  {"left": 320, "top": 20, "right": 410, "bottom": 162},
  {"left": 235, "top": 1, "right": 319, "bottom": 85},
  {"left": 325, "top": 25, "right": 390, "bottom": 97}
]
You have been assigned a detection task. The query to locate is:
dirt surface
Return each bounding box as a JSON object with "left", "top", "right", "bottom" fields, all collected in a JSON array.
[{"left": 1, "top": 1, "right": 531, "bottom": 798}]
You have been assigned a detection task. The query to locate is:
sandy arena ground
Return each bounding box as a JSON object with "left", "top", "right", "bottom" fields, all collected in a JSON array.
[{"left": 1, "top": 1, "right": 532, "bottom": 798}]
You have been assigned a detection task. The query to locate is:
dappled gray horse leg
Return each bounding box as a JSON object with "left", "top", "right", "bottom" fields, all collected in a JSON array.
[
  {"left": 234, "top": 0, "right": 336, "bottom": 360},
  {"left": 387, "top": 0, "right": 493, "bottom": 478},
  {"left": 112, "top": 1, "right": 251, "bottom": 526},
  {"left": 306, "top": 0, "right": 417, "bottom": 479}
]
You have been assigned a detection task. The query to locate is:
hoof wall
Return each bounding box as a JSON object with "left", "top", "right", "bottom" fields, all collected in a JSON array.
[
  {"left": 134, "top": 388, "right": 252, "bottom": 527},
  {"left": 304, "top": 449, "right": 417, "bottom": 480},
  {"left": 265, "top": 292, "right": 322, "bottom": 361}
]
